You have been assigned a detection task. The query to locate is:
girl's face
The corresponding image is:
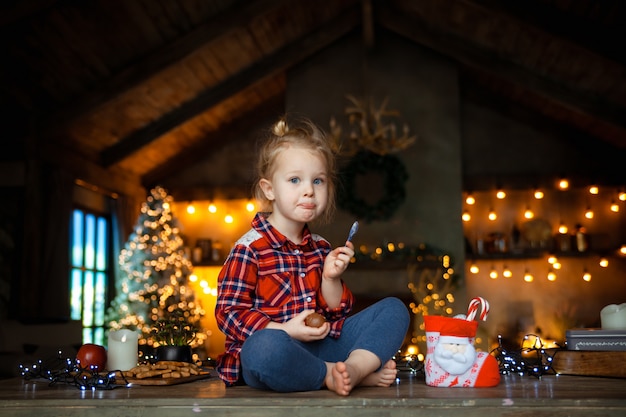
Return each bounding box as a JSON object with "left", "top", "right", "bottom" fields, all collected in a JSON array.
[{"left": 260, "top": 145, "right": 329, "bottom": 226}]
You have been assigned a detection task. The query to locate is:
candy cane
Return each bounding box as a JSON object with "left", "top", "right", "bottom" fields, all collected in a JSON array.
[{"left": 466, "top": 297, "right": 489, "bottom": 321}]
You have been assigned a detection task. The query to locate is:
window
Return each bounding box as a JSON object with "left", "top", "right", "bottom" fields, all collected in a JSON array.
[{"left": 70, "top": 208, "right": 110, "bottom": 345}]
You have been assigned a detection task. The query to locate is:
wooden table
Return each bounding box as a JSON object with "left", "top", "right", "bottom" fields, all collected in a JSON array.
[{"left": 1, "top": 371, "right": 625, "bottom": 416}]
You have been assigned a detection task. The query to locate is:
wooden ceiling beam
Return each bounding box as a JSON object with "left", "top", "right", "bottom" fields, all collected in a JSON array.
[
  {"left": 377, "top": 2, "right": 626, "bottom": 144},
  {"left": 40, "top": 0, "right": 293, "bottom": 134},
  {"left": 100, "top": 6, "right": 361, "bottom": 167},
  {"left": 142, "top": 93, "right": 285, "bottom": 188},
  {"left": 469, "top": 0, "right": 626, "bottom": 66}
]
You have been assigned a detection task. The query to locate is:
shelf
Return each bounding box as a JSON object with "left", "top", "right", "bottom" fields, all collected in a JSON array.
[{"left": 466, "top": 250, "right": 607, "bottom": 261}]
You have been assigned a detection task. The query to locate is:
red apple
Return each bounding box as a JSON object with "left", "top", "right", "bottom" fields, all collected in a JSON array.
[{"left": 76, "top": 343, "right": 107, "bottom": 371}]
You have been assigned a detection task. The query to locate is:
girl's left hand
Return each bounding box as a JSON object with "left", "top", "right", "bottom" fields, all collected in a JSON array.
[
  {"left": 277, "top": 310, "right": 330, "bottom": 341},
  {"left": 323, "top": 241, "right": 355, "bottom": 280}
]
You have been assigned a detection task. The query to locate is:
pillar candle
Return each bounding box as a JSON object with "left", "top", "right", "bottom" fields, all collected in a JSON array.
[
  {"left": 107, "top": 329, "right": 139, "bottom": 371},
  {"left": 600, "top": 303, "right": 626, "bottom": 330}
]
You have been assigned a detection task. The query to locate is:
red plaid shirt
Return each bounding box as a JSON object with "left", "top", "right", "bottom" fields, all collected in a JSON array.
[{"left": 214, "top": 213, "right": 354, "bottom": 386}]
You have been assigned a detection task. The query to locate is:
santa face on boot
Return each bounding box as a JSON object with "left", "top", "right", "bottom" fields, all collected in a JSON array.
[
  {"left": 434, "top": 336, "right": 477, "bottom": 375},
  {"left": 424, "top": 297, "right": 501, "bottom": 388}
]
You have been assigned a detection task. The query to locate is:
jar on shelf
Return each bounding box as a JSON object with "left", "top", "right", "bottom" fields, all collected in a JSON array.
[{"left": 574, "top": 224, "right": 589, "bottom": 252}]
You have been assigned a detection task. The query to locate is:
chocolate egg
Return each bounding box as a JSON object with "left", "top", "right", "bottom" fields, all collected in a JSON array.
[{"left": 304, "top": 312, "right": 326, "bottom": 328}]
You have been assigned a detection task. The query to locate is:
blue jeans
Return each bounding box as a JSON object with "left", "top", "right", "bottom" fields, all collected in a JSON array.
[{"left": 240, "top": 297, "right": 410, "bottom": 392}]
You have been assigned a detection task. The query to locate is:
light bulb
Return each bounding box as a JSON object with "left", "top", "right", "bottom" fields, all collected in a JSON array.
[
  {"left": 582, "top": 271, "right": 592, "bottom": 282},
  {"left": 246, "top": 201, "right": 255, "bottom": 212},
  {"left": 503, "top": 266, "right": 512, "bottom": 278},
  {"left": 208, "top": 203, "right": 217, "bottom": 213},
  {"left": 496, "top": 189, "right": 506, "bottom": 199},
  {"left": 470, "top": 264, "right": 479, "bottom": 274},
  {"left": 186, "top": 204, "right": 195, "bottom": 214},
  {"left": 558, "top": 223, "right": 568, "bottom": 234},
  {"left": 547, "top": 271, "right": 556, "bottom": 281},
  {"left": 611, "top": 201, "right": 620, "bottom": 212},
  {"left": 585, "top": 208, "right": 594, "bottom": 219},
  {"left": 224, "top": 214, "right": 234, "bottom": 224},
  {"left": 589, "top": 185, "right": 599, "bottom": 195},
  {"left": 465, "top": 194, "right": 475, "bottom": 205},
  {"left": 524, "top": 271, "right": 534, "bottom": 282},
  {"left": 462, "top": 211, "right": 471, "bottom": 222},
  {"left": 558, "top": 178, "right": 569, "bottom": 190},
  {"left": 489, "top": 267, "right": 498, "bottom": 279},
  {"left": 620, "top": 191, "right": 626, "bottom": 201},
  {"left": 488, "top": 210, "right": 497, "bottom": 221},
  {"left": 524, "top": 208, "right": 534, "bottom": 219},
  {"left": 534, "top": 189, "right": 544, "bottom": 199},
  {"left": 599, "top": 258, "right": 609, "bottom": 267}
]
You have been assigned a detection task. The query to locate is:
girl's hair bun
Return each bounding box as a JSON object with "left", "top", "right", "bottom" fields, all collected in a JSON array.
[{"left": 272, "top": 119, "right": 289, "bottom": 137}]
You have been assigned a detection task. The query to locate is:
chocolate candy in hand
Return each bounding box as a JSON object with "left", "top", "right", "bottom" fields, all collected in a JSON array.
[{"left": 304, "top": 312, "right": 326, "bottom": 328}]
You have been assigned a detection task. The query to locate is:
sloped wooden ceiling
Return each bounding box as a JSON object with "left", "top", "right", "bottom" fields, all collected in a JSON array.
[{"left": 2, "top": 0, "right": 625, "bottom": 196}]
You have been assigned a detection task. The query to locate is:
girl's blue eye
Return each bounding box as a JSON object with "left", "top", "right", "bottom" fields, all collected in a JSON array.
[
  {"left": 290, "top": 177, "right": 300, "bottom": 184},
  {"left": 313, "top": 178, "right": 323, "bottom": 185}
]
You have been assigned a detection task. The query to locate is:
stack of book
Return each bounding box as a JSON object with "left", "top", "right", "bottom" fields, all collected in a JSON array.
[{"left": 552, "top": 329, "right": 626, "bottom": 377}]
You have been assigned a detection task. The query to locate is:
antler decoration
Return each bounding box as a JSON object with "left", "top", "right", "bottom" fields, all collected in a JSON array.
[{"left": 330, "top": 95, "right": 417, "bottom": 156}]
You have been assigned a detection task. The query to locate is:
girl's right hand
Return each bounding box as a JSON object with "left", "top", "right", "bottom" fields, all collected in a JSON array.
[{"left": 276, "top": 310, "right": 330, "bottom": 342}]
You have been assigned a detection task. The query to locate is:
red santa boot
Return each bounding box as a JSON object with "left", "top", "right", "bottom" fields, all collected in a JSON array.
[{"left": 424, "top": 297, "right": 500, "bottom": 388}]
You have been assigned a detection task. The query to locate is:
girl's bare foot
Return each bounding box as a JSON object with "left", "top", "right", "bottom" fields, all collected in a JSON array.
[
  {"left": 359, "top": 359, "right": 397, "bottom": 387},
  {"left": 324, "top": 362, "right": 353, "bottom": 396}
]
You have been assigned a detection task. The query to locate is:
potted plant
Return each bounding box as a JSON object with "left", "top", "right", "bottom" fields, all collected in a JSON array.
[{"left": 151, "top": 309, "right": 197, "bottom": 363}]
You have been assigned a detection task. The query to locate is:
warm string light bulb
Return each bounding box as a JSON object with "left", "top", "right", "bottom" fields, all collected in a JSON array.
[
  {"left": 469, "top": 263, "right": 479, "bottom": 274},
  {"left": 208, "top": 203, "right": 217, "bottom": 213},
  {"left": 610, "top": 201, "right": 620, "bottom": 212},
  {"left": 224, "top": 214, "right": 234, "bottom": 224},
  {"left": 496, "top": 189, "right": 506, "bottom": 199},
  {"left": 534, "top": 189, "right": 544, "bottom": 199},
  {"left": 246, "top": 201, "right": 255, "bottom": 212},
  {"left": 620, "top": 191, "right": 626, "bottom": 201},
  {"left": 489, "top": 266, "right": 498, "bottom": 279},
  {"left": 465, "top": 194, "right": 475, "bottom": 205},
  {"left": 503, "top": 266, "right": 512, "bottom": 278},
  {"left": 558, "top": 178, "right": 569, "bottom": 190},
  {"left": 589, "top": 185, "right": 599, "bottom": 195},
  {"left": 488, "top": 209, "right": 497, "bottom": 221},
  {"left": 523, "top": 270, "right": 534, "bottom": 282},
  {"left": 585, "top": 207, "right": 594, "bottom": 219},
  {"left": 186, "top": 203, "right": 196, "bottom": 214},
  {"left": 558, "top": 223, "right": 568, "bottom": 234},
  {"left": 582, "top": 270, "right": 592, "bottom": 282},
  {"left": 599, "top": 258, "right": 609, "bottom": 268},
  {"left": 462, "top": 211, "right": 471, "bottom": 222},
  {"left": 524, "top": 207, "right": 534, "bottom": 219},
  {"left": 547, "top": 270, "right": 557, "bottom": 281}
]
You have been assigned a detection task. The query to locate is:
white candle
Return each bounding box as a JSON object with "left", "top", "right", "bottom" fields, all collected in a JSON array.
[
  {"left": 107, "top": 329, "right": 139, "bottom": 371},
  {"left": 600, "top": 303, "right": 626, "bottom": 330}
]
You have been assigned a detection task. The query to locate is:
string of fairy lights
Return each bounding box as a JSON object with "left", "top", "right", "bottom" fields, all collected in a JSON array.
[{"left": 463, "top": 179, "right": 626, "bottom": 283}]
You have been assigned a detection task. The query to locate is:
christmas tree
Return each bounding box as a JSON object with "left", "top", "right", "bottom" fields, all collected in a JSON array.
[{"left": 106, "top": 186, "right": 206, "bottom": 349}]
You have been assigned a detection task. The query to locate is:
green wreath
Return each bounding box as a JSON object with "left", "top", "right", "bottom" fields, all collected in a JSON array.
[{"left": 338, "top": 151, "right": 409, "bottom": 222}]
